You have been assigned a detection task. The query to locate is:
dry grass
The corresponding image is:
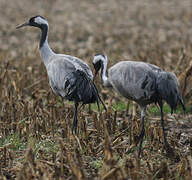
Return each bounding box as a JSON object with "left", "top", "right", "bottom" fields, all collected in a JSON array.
[{"left": 1, "top": 0, "right": 192, "bottom": 179}]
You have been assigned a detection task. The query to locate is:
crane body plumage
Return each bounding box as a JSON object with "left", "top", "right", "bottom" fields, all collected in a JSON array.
[
  {"left": 47, "top": 57, "right": 98, "bottom": 104},
  {"left": 107, "top": 61, "right": 159, "bottom": 105},
  {"left": 16, "top": 16, "right": 102, "bottom": 133},
  {"left": 93, "top": 54, "right": 185, "bottom": 157}
]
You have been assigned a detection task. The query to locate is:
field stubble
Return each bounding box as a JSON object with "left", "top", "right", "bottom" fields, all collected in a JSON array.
[{"left": 1, "top": 0, "right": 192, "bottom": 179}]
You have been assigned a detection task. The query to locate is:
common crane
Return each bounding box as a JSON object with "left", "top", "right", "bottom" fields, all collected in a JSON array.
[
  {"left": 16, "top": 16, "right": 105, "bottom": 133},
  {"left": 93, "top": 54, "right": 185, "bottom": 158}
]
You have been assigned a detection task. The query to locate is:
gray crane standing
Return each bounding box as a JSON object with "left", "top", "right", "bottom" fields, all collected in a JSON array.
[
  {"left": 93, "top": 54, "right": 185, "bottom": 158},
  {"left": 16, "top": 16, "right": 105, "bottom": 133}
]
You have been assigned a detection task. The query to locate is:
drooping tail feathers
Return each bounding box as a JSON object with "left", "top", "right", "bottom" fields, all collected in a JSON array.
[
  {"left": 65, "top": 70, "right": 107, "bottom": 111},
  {"left": 156, "top": 71, "right": 185, "bottom": 113}
]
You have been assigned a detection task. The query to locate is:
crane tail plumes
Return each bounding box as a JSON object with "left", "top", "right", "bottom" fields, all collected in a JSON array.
[
  {"left": 92, "top": 82, "right": 107, "bottom": 111},
  {"left": 156, "top": 72, "right": 185, "bottom": 113},
  {"left": 178, "top": 94, "right": 186, "bottom": 112},
  {"left": 65, "top": 70, "right": 106, "bottom": 111}
]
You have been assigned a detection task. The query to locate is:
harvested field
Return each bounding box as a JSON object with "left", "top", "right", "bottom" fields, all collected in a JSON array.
[{"left": 0, "top": 0, "right": 192, "bottom": 179}]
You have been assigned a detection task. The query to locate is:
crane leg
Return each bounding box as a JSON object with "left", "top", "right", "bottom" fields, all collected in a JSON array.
[
  {"left": 138, "top": 106, "right": 146, "bottom": 158},
  {"left": 126, "top": 101, "right": 130, "bottom": 115},
  {"left": 158, "top": 101, "right": 175, "bottom": 157},
  {"left": 72, "top": 101, "right": 79, "bottom": 134},
  {"left": 132, "top": 101, "right": 137, "bottom": 118},
  {"left": 158, "top": 101, "right": 169, "bottom": 149}
]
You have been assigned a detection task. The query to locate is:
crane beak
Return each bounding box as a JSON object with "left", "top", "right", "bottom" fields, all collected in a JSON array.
[
  {"left": 93, "top": 62, "right": 100, "bottom": 82},
  {"left": 93, "top": 70, "right": 99, "bottom": 82},
  {"left": 16, "top": 22, "right": 29, "bottom": 29}
]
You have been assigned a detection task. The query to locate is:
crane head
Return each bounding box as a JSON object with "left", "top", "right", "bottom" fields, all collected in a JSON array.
[
  {"left": 93, "top": 54, "right": 107, "bottom": 81},
  {"left": 16, "top": 15, "right": 48, "bottom": 29}
]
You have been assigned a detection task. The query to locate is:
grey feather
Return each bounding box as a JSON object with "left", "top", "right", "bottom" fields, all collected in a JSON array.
[
  {"left": 17, "top": 16, "right": 103, "bottom": 133},
  {"left": 108, "top": 61, "right": 159, "bottom": 105},
  {"left": 93, "top": 54, "right": 185, "bottom": 158},
  {"left": 100, "top": 60, "right": 184, "bottom": 110},
  {"left": 57, "top": 54, "right": 93, "bottom": 80},
  {"left": 46, "top": 57, "right": 88, "bottom": 98},
  {"left": 156, "top": 72, "right": 185, "bottom": 113}
]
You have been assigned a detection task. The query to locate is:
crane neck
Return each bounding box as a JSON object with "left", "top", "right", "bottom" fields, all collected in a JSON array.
[
  {"left": 101, "top": 59, "right": 108, "bottom": 85},
  {"left": 39, "top": 24, "right": 55, "bottom": 67}
]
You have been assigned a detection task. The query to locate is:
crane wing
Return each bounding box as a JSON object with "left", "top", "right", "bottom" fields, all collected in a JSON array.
[
  {"left": 57, "top": 54, "right": 93, "bottom": 80},
  {"left": 109, "top": 61, "right": 158, "bottom": 102},
  {"left": 47, "top": 59, "right": 102, "bottom": 109}
]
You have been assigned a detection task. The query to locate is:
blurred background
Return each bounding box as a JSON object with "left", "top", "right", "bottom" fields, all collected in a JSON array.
[
  {"left": 0, "top": 0, "right": 192, "bottom": 179},
  {"left": 1, "top": 0, "right": 191, "bottom": 60},
  {"left": 1, "top": 0, "right": 192, "bottom": 100}
]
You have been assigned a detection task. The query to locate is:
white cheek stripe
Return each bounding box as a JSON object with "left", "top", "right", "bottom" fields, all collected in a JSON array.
[{"left": 34, "top": 17, "right": 48, "bottom": 26}]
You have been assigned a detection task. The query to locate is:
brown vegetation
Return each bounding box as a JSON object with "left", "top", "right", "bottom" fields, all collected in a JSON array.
[{"left": 0, "top": 0, "right": 192, "bottom": 179}]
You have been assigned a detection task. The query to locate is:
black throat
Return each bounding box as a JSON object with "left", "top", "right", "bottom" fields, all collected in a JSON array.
[{"left": 39, "top": 24, "right": 48, "bottom": 48}]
